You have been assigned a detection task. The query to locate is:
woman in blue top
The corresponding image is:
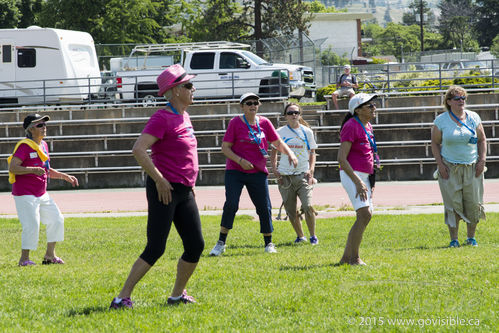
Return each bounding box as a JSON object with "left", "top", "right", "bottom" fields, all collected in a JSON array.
[{"left": 431, "top": 85, "right": 487, "bottom": 248}]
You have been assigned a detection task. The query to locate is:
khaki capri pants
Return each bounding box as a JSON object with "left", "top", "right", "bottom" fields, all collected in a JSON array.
[
  {"left": 278, "top": 173, "right": 314, "bottom": 222},
  {"left": 437, "top": 160, "right": 485, "bottom": 228}
]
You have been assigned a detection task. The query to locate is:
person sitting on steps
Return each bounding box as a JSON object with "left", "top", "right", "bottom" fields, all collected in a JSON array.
[{"left": 332, "top": 64, "right": 358, "bottom": 110}]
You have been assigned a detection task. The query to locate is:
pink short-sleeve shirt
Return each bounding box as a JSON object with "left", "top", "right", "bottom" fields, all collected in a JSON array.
[
  {"left": 142, "top": 109, "right": 199, "bottom": 187},
  {"left": 340, "top": 117, "right": 374, "bottom": 174},
  {"left": 223, "top": 116, "right": 279, "bottom": 174},
  {"left": 11, "top": 141, "right": 50, "bottom": 197}
]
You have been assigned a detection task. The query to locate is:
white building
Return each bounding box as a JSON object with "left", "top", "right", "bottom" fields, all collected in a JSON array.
[{"left": 308, "top": 12, "right": 374, "bottom": 61}]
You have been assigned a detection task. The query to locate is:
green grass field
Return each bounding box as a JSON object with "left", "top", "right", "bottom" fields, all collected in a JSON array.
[{"left": 0, "top": 213, "right": 497, "bottom": 332}]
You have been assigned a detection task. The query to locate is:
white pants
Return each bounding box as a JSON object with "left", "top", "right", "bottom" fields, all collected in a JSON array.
[
  {"left": 340, "top": 170, "right": 373, "bottom": 211},
  {"left": 14, "top": 193, "right": 64, "bottom": 250}
]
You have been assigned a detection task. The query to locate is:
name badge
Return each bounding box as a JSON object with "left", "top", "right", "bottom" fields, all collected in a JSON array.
[
  {"left": 29, "top": 152, "right": 38, "bottom": 159},
  {"left": 469, "top": 137, "right": 478, "bottom": 144}
]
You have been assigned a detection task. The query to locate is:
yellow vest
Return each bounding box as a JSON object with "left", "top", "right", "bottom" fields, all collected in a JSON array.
[{"left": 7, "top": 139, "right": 49, "bottom": 184}]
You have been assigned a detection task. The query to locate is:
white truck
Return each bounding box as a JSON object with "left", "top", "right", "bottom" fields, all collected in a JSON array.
[
  {"left": 0, "top": 26, "right": 101, "bottom": 105},
  {"left": 110, "top": 41, "right": 316, "bottom": 105}
]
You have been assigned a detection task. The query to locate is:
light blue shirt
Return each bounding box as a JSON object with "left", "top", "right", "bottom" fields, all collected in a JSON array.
[{"left": 434, "top": 110, "right": 481, "bottom": 164}]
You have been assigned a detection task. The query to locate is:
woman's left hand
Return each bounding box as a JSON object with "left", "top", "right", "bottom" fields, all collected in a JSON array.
[
  {"left": 475, "top": 160, "right": 485, "bottom": 177},
  {"left": 288, "top": 153, "right": 298, "bottom": 168}
]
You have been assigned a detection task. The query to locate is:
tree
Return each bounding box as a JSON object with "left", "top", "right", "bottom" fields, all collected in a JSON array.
[
  {"left": 187, "top": 0, "right": 248, "bottom": 42},
  {"left": 437, "top": 0, "right": 478, "bottom": 51},
  {"left": 402, "top": 0, "right": 436, "bottom": 29},
  {"left": 0, "top": 0, "right": 21, "bottom": 28},
  {"left": 491, "top": 34, "right": 499, "bottom": 58},
  {"left": 18, "top": 0, "right": 42, "bottom": 27},
  {"left": 240, "top": 0, "right": 312, "bottom": 40},
  {"left": 474, "top": 0, "right": 499, "bottom": 47},
  {"left": 307, "top": 0, "right": 345, "bottom": 13},
  {"left": 383, "top": 7, "right": 392, "bottom": 25}
]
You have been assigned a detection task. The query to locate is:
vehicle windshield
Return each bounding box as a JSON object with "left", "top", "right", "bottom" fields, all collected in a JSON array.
[
  {"left": 464, "top": 61, "right": 486, "bottom": 68},
  {"left": 242, "top": 51, "right": 270, "bottom": 65}
]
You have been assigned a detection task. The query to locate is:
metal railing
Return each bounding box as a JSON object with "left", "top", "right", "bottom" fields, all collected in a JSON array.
[{"left": 321, "top": 59, "right": 499, "bottom": 93}]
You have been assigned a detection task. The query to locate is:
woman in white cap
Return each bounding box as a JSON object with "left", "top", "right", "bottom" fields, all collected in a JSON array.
[
  {"left": 209, "top": 92, "right": 298, "bottom": 256},
  {"left": 110, "top": 64, "right": 204, "bottom": 309},
  {"left": 337, "top": 93, "right": 378, "bottom": 265},
  {"left": 431, "top": 85, "right": 486, "bottom": 248},
  {"left": 8, "top": 114, "right": 79, "bottom": 266}
]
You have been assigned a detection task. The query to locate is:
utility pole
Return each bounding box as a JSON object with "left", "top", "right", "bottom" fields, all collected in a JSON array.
[{"left": 419, "top": 0, "right": 424, "bottom": 51}]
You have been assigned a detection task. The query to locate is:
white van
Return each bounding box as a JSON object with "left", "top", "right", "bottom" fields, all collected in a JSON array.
[{"left": 0, "top": 26, "right": 101, "bottom": 105}]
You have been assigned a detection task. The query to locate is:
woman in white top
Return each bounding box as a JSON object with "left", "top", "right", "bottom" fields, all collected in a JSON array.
[{"left": 271, "top": 103, "right": 319, "bottom": 245}]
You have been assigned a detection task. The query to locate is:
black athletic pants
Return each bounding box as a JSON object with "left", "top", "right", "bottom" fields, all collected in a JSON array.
[{"left": 140, "top": 177, "right": 204, "bottom": 265}]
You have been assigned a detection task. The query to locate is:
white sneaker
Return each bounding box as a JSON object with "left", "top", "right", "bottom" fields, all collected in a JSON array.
[
  {"left": 264, "top": 242, "right": 277, "bottom": 253},
  {"left": 209, "top": 240, "right": 226, "bottom": 256}
]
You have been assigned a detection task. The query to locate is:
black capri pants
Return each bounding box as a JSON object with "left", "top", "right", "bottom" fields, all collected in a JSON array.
[{"left": 140, "top": 177, "right": 204, "bottom": 266}]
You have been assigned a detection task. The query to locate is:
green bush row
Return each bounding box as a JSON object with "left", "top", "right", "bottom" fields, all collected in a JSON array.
[{"left": 316, "top": 71, "right": 499, "bottom": 101}]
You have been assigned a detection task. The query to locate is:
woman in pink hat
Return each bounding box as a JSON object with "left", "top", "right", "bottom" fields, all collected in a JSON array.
[{"left": 110, "top": 65, "right": 204, "bottom": 309}]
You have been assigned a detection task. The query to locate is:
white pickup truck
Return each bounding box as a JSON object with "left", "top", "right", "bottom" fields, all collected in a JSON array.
[{"left": 110, "top": 42, "right": 316, "bottom": 105}]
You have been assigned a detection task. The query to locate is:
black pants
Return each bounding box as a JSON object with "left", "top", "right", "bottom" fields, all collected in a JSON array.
[{"left": 140, "top": 177, "right": 204, "bottom": 265}]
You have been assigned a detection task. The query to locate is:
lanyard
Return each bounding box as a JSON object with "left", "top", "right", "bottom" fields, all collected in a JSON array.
[
  {"left": 354, "top": 116, "right": 380, "bottom": 168},
  {"left": 166, "top": 102, "right": 179, "bottom": 115},
  {"left": 287, "top": 125, "right": 310, "bottom": 151},
  {"left": 243, "top": 115, "right": 268, "bottom": 157},
  {"left": 449, "top": 110, "right": 476, "bottom": 136},
  {"left": 354, "top": 116, "right": 377, "bottom": 153}
]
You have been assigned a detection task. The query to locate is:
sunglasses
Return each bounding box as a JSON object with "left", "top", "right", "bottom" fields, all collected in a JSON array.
[
  {"left": 34, "top": 122, "right": 46, "bottom": 128},
  {"left": 451, "top": 96, "right": 466, "bottom": 101},
  {"left": 286, "top": 111, "right": 300, "bottom": 116},
  {"left": 364, "top": 103, "right": 376, "bottom": 109},
  {"left": 182, "top": 82, "right": 194, "bottom": 90},
  {"left": 244, "top": 101, "right": 260, "bottom": 106}
]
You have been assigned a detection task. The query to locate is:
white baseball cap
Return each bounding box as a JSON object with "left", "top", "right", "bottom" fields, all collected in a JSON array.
[
  {"left": 348, "top": 93, "right": 378, "bottom": 115},
  {"left": 344, "top": 64, "right": 351, "bottom": 69},
  {"left": 239, "top": 92, "right": 260, "bottom": 104}
]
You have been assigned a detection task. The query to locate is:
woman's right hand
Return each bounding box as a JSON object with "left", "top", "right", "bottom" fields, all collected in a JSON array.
[
  {"left": 354, "top": 179, "right": 368, "bottom": 201},
  {"left": 240, "top": 158, "right": 254, "bottom": 170},
  {"left": 438, "top": 163, "right": 449, "bottom": 180},
  {"left": 156, "top": 177, "right": 174, "bottom": 205}
]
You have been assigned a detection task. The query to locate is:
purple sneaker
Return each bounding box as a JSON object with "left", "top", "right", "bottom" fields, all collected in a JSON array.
[
  {"left": 109, "top": 297, "right": 133, "bottom": 310},
  {"left": 167, "top": 290, "right": 196, "bottom": 305}
]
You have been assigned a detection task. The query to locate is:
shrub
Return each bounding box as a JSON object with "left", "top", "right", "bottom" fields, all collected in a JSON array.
[{"left": 316, "top": 84, "right": 337, "bottom": 102}]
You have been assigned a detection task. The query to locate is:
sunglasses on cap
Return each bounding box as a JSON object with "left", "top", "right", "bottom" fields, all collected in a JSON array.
[
  {"left": 286, "top": 111, "right": 300, "bottom": 115},
  {"left": 34, "top": 122, "right": 46, "bottom": 128},
  {"left": 451, "top": 96, "right": 466, "bottom": 101},
  {"left": 182, "top": 82, "right": 194, "bottom": 90},
  {"left": 244, "top": 101, "right": 260, "bottom": 106}
]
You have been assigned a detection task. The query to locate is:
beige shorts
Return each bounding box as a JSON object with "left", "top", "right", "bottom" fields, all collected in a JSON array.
[
  {"left": 278, "top": 173, "right": 314, "bottom": 222},
  {"left": 334, "top": 88, "right": 355, "bottom": 98},
  {"left": 437, "top": 160, "right": 485, "bottom": 227}
]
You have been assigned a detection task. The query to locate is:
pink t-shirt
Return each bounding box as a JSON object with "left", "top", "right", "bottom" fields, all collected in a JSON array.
[
  {"left": 11, "top": 140, "right": 50, "bottom": 197},
  {"left": 223, "top": 116, "right": 279, "bottom": 174},
  {"left": 340, "top": 117, "right": 374, "bottom": 174},
  {"left": 142, "top": 109, "right": 198, "bottom": 187}
]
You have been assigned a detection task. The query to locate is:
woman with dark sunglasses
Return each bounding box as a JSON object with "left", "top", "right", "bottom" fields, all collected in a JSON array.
[
  {"left": 337, "top": 93, "right": 379, "bottom": 265},
  {"left": 8, "top": 114, "right": 79, "bottom": 267},
  {"left": 431, "top": 85, "right": 486, "bottom": 248},
  {"left": 209, "top": 93, "right": 298, "bottom": 256},
  {"left": 111, "top": 64, "right": 204, "bottom": 309},
  {"left": 271, "top": 103, "right": 319, "bottom": 245}
]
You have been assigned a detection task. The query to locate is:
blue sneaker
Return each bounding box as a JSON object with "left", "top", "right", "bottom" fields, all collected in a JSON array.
[
  {"left": 294, "top": 237, "right": 307, "bottom": 244},
  {"left": 310, "top": 236, "right": 319, "bottom": 245},
  {"left": 449, "top": 239, "right": 460, "bottom": 248},
  {"left": 465, "top": 238, "right": 478, "bottom": 247}
]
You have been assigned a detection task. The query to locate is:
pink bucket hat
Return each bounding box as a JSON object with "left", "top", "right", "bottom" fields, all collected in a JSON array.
[{"left": 157, "top": 64, "right": 196, "bottom": 96}]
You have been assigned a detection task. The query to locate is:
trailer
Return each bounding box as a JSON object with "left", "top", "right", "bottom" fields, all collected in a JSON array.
[{"left": 0, "top": 26, "right": 101, "bottom": 105}]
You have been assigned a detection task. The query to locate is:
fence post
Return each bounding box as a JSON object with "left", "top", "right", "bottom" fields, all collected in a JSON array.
[{"left": 43, "top": 80, "right": 46, "bottom": 106}]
